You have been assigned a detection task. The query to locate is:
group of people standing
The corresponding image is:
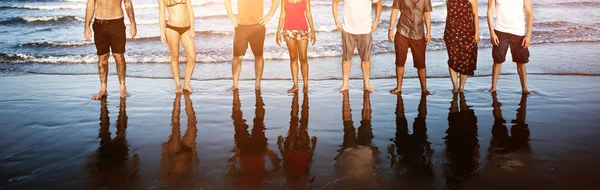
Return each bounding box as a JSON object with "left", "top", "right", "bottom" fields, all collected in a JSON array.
[{"left": 84, "top": 0, "right": 533, "bottom": 100}]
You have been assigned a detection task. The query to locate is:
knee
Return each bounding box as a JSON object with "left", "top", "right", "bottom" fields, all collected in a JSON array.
[
  {"left": 170, "top": 52, "right": 180, "bottom": 60},
  {"left": 233, "top": 56, "right": 242, "bottom": 62},
  {"left": 298, "top": 54, "right": 308, "bottom": 63},
  {"left": 98, "top": 54, "right": 109, "bottom": 65},
  {"left": 112, "top": 53, "right": 124, "bottom": 60},
  {"left": 289, "top": 54, "right": 299, "bottom": 62}
]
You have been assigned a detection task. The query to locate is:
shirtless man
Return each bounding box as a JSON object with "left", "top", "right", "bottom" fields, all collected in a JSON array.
[
  {"left": 225, "top": 0, "right": 280, "bottom": 91},
  {"left": 84, "top": 0, "right": 137, "bottom": 99}
]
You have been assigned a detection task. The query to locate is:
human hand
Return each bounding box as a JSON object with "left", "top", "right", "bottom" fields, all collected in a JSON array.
[
  {"left": 473, "top": 32, "right": 480, "bottom": 43},
  {"left": 310, "top": 31, "right": 316, "bottom": 45},
  {"left": 84, "top": 27, "right": 92, "bottom": 41},
  {"left": 425, "top": 33, "right": 431, "bottom": 43},
  {"left": 189, "top": 29, "right": 195, "bottom": 39},
  {"left": 259, "top": 15, "right": 272, "bottom": 26},
  {"left": 130, "top": 24, "right": 137, "bottom": 39},
  {"left": 160, "top": 32, "right": 166, "bottom": 44},
  {"left": 336, "top": 21, "right": 343, "bottom": 32},
  {"left": 370, "top": 21, "right": 379, "bottom": 33},
  {"left": 490, "top": 32, "right": 499, "bottom": 46},
  {"left": 522, "top": 35, "right": 531, "bottom": 48},
  {"left": 230, "top": 17, "right": 239, "bottom": 28},
  {"left": 388, "top": 30, "right": 395, "bottom": 42},
  {"left": 276, "top": 31, "right": 282, "bottom": 46}
]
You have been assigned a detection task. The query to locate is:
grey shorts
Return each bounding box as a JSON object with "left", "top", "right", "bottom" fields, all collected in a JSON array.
[{"left": 342, "top": 31, "right": 372, "bottom": 61}]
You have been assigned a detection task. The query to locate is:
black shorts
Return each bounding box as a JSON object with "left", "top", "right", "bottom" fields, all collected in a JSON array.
[
  {"left": 492, "top": 30, "right": 529, "bottom": 64},
  {"left": 92, "top": 17, "right": 126, "bottom": 55},
  {"left": 233, "top": 24, "right": 266, "bottom": 57}
]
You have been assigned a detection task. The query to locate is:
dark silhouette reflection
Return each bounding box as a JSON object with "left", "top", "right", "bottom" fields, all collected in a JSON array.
[
  {"left": 159, "top": 93, "right": 199, "bottom": 186},
  {"left": 334, "top": 91, "right": 377, "bottom": 178},
  {"left": 388, "top": 94, "right": 433, "bottom": 178},
  {"left": 444, "top": 93, "right": 479, "bottom": 185},
  {"left": 229, "top": 90, "right": 280, "bottom": 186},
  {"left": 487, "top": 93, "right": 531, "bottom": 162},
  {"left": 277, "top": 92, "right": 316, "bottom": 182},
  {"left": 87, "top": 98, "right": 140, "bottom": 189}
]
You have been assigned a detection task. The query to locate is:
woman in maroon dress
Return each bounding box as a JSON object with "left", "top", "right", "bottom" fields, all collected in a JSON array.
[{"left": 444, "top": 0, "right": 480, "bottom": 93}]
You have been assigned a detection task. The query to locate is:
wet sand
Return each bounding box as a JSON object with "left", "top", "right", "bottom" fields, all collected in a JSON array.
[{"left": 1, "top": 73, "right": 600, "bottom": 189}]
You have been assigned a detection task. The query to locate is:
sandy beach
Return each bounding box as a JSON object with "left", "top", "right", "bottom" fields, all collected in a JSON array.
[{"left": 1, "top": 70, "right": 600, "bottom": 189}]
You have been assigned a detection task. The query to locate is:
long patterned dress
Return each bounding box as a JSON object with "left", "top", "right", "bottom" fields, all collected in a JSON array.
[{"left": 444, "top": 0, "right": 478, "bottom": 75}]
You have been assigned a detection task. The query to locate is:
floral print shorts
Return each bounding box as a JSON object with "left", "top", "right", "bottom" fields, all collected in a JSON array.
[{"left": 283, "top": 29, "right": 309, "bottom": 41}]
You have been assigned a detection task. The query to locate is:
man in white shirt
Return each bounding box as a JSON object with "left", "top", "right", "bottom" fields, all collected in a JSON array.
[
  {"left": 487, "top": 0, "right": 534, "bottom": 94},
  {"left": 332, "top": 0, "right": 382, "bottom": 92}
]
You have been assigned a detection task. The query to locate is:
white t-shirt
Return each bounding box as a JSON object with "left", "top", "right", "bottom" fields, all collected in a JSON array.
[
  {"left": 495, "top": 0, "right": 526, "bottom": 36},
  {"left": 343, "top": 0, "right": 380, "bottom": 34}
]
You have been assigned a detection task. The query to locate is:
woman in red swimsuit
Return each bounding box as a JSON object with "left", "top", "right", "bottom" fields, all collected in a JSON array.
[
  {"left": 158, "top": 0, "right": 196, "bottom": 93},
  {"left": 276, "top": 0, "right": 316, "bottom": 93}
]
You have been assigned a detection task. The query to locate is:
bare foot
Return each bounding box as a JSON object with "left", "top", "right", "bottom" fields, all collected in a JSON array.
[
  {"left": 337, "top": 85, "right": 349, "bottom": 92},
  {"left": 522, "top": 89, "right": 530, "bottom": 95},
  {"left": 287, "top": 86, "right": 299, "bottom": 93},
  {"left": 488, "top": 88, "right": 497, "bottom": 93},
  {"left": 363, "top": 86, "right": 376, "bottom": 92},
  {"left": 91, "top": 90, "right": 107, "bottom": 100},
  {"left": 389, "top": 87, "right": 402, "bottom": 94},
  {"left": 255, "top": 82, "right": 261, "bottom": 90},
  {"left": 451, "top": 88, "right": 459, "bottom": 94},
  {"left": 303, "top": 86, "right": 308, "bottom": 93},
  {"left": 119, "top": 85, "right": 131, "bottom": 99},
  {"left": 227, "top": 85, "right": 238, "bottom": 92},
  {"left": 422, "top": 90, "right": 432, "bottom": 95},
  {"left": 183, "top": 86, "right": 193, "bottom": 93},
  {"left": 175, "top": 86, "right": 183, "bottom": 94}
]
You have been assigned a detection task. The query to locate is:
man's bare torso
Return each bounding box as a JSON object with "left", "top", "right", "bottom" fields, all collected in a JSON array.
[{"left": 95, "top": 0, "right": 124, "bottom": 20}]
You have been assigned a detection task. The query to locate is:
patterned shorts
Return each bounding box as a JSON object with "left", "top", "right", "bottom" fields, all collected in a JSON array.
[{"left": 283, "top": 29, "right": 309, "bottom": 41}]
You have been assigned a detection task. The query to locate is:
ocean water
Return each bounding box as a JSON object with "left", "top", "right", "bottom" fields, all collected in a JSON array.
[{"left": 0, "top": 0, "right": 599, "bottom": 79}]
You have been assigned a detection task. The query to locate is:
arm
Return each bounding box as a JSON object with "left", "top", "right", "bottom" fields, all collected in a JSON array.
[
  {"left": 332, "top": 0, "right": 342, "bottom": 31},
  {"left": 186, "top": 0, "right": 195, "bottom": 38},
  {"left": 522, "top": 0, "right": 533, "bottom": 48},
  {"left": 124, "top": 0, "right": 136, "bottom": 38},
  {"left": 306, "top": 0, "right": 317, "bottom": 45},
  {"left": 84, "top": 0, "right": 95, "bottom": 41},
  {"left": 487, "top": 0, "right": 499, "bottom": 45},
  {"left": 469, "top": 0, "right": 480, "bottom": 43},
  {"left": 261, "top": 0, "right": 281, "bottom": 26},
  {"left": 388, "top": 8, "right": 399, "bottom": 42},
  {"left": 424, "top": 12, "right": 431, "bottom": 43},
  {"left": 224, "top": 0, "right": 238, "bottom": 28},
  {"left": 370, "top": 0, "right": 382, "bottom": 33},
  {"left": 276, "top": 0, "right": 286, "bottom": 46},
  {"left": 158, "top": 0, "right": 166, "bottom": 43}
]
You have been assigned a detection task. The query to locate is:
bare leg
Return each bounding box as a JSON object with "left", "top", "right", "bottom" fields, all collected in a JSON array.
[
  {"left": 390, "top": 66, "right": 404, "bottom": 94},
  {"left": 449, "top": 67, "right": 459, "bottom": 93},
  {"left": 254, "top": 55, "right": 264, "bottom": 90},
  {"left": 92, "top": 54, "right": 110, "bottom": 100},
  {"left": 517, "top": 63, "right": 529, "bottom": 94},
  {"left": 181, "top": 30, "right": 197, "bottom": 93},
  {"left": 489, "top": 63, "right": 502, "bottom": 92},
  {"left": 361, "top": 60, "right": 375, "bottom": 92},
  {"left": 229, "top": 56, "right": 243, "bottom": 91},
  {"left": 338, "top": 60, "right": 351, "bottom": 92},
  {"left": 166, "top": 28, "right": 183, "bottom": 93},
  {"left": 297, "top": 39, "right": 309, "bottom": 92},
  {"left": 285, "top": 39, "right": 299, "bottom": 93},
  {"left": 459, "top": 74, "right": 468, "bottom": 92},
  {"left": 417, "top": 68, "right": 430, "bottom": 95},
  {"left": 113, "top": 53, "right": 131, "bottom": 98}
]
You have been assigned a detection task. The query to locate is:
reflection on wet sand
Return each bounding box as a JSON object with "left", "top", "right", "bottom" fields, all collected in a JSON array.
[
  {"left": 388, "top": 94, "right": 434, "bottom": 178},
  {"left": 487, "top": 93, "right": 531, "bottom": 169},
  {"left": 158, "top": 93, "right": 199, "bottom": 188},
  {"left": 444, "top": 93, "right": 479, "bottom": 186},
  {"left": 87, "top": 98, "right": 140, "bottom": 189},
  {"left": 277, "top": 92, "right": 317, "bottom": 186},
  {"left": 335, "top": 91, "right": 377, "bottom": 179},
  {"left": 228, "top": 90, "right": 280, "bottom": 187}
]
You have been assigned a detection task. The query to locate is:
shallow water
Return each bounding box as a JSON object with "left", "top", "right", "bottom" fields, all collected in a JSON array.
[{"left": 1, "top": 74, "right": 599, "bottom": 189}]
